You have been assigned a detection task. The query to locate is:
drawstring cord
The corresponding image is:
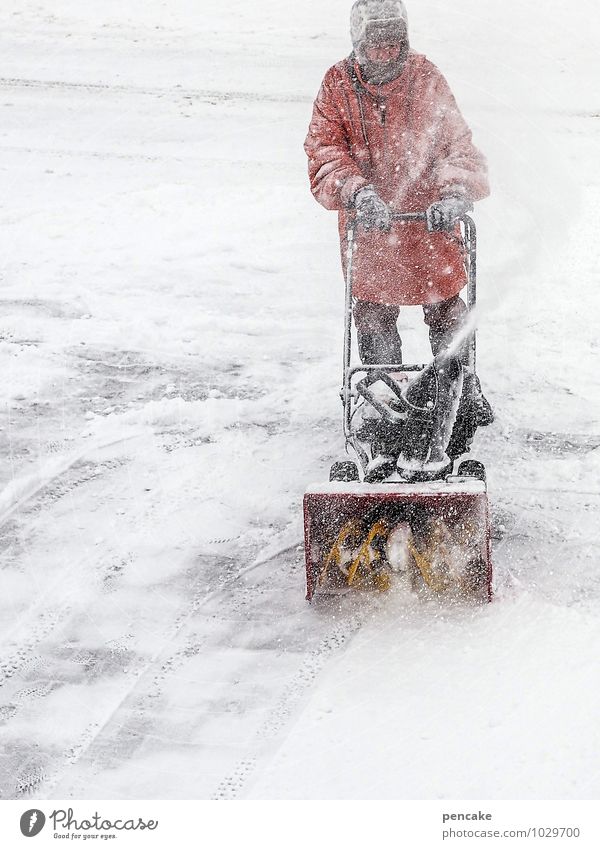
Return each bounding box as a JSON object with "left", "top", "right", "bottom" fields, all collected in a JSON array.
[{"left": 347, "top": 55, "right": 372, "bottom": 147}]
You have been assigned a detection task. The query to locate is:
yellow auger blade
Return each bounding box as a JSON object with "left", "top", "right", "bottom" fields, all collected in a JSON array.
[
  {"left": 407, "top": 536, "right": 451, "bottom": 593},
  {"left": 346, "top": 519, "right": 389, "bottom": 590},
  {"left": 320, "top": 518, "right": 391, "bottom": 593},
  {"left": 319, "top": 519, "right": 361, "bottom": 587}
]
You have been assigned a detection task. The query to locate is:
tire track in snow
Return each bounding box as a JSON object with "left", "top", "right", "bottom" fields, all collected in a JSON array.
[
  {"left": 36, "top": 541, "right": 370, "bottom": 800},
  {"left": 0, "top": 338, "right": 290, "bottom": 796},
  {"left": 14, "top": 551, "right": 275, "bottom": 796},
  {"left": 0, "top": 76, "right": 311, "bottom": 104},
  {"left": 0, "top": 443, "right": 136, "bottom": 691},
  {"left": 0, "top": 144, "right": 169, "bottom": 163},
  {"left": 210, "top": 611, "right": 365, "bottom": 800}
]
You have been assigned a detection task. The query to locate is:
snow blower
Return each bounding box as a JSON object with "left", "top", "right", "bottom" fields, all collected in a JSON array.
[{"left": 304, "top": 213, "right": 492, "bottom": 602}]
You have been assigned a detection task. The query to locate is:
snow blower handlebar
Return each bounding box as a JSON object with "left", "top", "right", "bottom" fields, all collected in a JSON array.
[
  {"left": 342, "top": 211, "right": 477, "bottom": 440},
  {"left": 390, "top": 212, "right": 428, "bottom": 222}
]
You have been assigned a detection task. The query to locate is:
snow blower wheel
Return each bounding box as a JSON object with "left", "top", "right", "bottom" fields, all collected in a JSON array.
[
  {"left": 457, "top": 460, "right": 487, "bottom": 482},
  {"left": 329, "top": 461, "right": 360, "bottom": 482}
]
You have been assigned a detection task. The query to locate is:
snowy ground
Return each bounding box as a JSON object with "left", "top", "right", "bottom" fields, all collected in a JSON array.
[{"left": 0, "top": 0, "right": 599, "bottom": 800}]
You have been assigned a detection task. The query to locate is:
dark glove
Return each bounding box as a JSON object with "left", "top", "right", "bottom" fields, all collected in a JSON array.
[
  {"left": 426, "top": 196, "right": 473, "bottom": 232},
  {"left": 354, "top": 186, "right": 391, "bottom": 232}
]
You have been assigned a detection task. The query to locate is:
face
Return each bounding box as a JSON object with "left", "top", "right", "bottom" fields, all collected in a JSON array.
[
  {"left": 363, "top": 42, "right": 405, "bottom": 64},
  {"left": 360, "top": 20, "right": 409, "bottom": 83}
]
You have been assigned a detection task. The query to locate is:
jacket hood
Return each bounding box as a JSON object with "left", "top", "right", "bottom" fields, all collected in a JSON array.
[{"left": 350, "top": 0, "right": 408, "bottom": 50}]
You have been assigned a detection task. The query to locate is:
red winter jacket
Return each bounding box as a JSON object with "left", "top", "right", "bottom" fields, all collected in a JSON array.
[{"left": 304, "top": 52, "right": 489, "bottom": 305}]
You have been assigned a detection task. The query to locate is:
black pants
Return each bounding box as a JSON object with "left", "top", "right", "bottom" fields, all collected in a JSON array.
[{"left": 353, "top": 295, "right": 468, "bottom": 364}]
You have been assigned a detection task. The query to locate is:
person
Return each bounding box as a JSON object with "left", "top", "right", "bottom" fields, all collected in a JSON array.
[{"left": 304, "top": 0, "right": 493, "bottom": 433}]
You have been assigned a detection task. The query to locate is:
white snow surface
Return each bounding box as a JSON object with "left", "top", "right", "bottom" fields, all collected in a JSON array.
[{"left": 0, "top": 0, "right": 599, "bottom": 801}]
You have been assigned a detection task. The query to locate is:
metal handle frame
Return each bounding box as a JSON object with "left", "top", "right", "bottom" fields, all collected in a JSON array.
[{"left": 342, "top": 212, "right": 477, "bottom": 447}]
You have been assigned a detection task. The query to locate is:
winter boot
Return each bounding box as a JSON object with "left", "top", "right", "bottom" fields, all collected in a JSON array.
[
  {"left": 429, "top": 326, "right": 494, "bottom": 427},
  {"left": 462, "top": 370, "right": 494, "bottom": 426},
  {"left": 397, "top": 355, "right": 463, "bottom": 480},
  {"left": 364, "top": 453, "right": 398, "bottom": 483},
  {"left": 471, "top": 374, "right": 494, "bottom": 426}
]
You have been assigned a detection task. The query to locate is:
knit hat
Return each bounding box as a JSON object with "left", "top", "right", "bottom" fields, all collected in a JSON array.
[{"left": 350, "top": 0, "right": 408, "bottom": 51}]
